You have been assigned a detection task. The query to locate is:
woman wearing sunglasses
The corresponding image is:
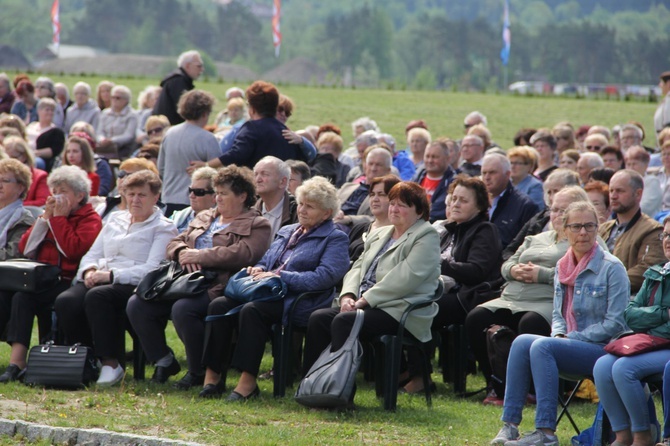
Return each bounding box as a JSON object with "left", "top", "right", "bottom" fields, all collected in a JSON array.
[
  {"left": 491, "top": 201, "right": 629, "bottom": 446},
  {"left": 169, "top": 166, "right": 218, "bottom": 233}
]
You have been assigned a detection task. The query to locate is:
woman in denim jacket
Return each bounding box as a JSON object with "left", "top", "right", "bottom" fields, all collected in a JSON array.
[
  {"left": 594, "top": 216, "right": 670, "bottom": 446},
  {"left": 491, "top": 201, "right": 629, "bottom": 446}
]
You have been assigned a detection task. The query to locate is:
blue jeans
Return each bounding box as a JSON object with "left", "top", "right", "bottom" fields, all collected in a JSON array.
[
  {"left": 594, "top": 351, "right": 670, "bottom": 433},
  {"left": 663, "top": 360, "right": 670, "bottom": 438},
  {"left": 502, "top": 334, "right": 606, "bottom": 431}
]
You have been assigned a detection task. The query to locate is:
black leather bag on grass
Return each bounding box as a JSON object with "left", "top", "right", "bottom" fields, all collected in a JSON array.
[
  {"left": 135, "top": 260, "right": 216, "bottom": 302},
  {"left": 0, "top": 259, "right": 61, "bottom": 293},
  {"left": 295, "top": 309, "right": 364, "bottom": 408},
  {"left": 24, "top": 342, "right": 99, "bottom": 389}
]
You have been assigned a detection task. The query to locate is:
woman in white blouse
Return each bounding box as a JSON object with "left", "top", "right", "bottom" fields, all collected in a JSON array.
[{"left": 54, "top": 170, "right": 177, "bottom": 386}]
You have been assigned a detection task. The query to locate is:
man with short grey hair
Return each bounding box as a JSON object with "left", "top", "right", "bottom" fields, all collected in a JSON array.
[
  {"left": 153, "top": 50, "right": 204, "bottom": 125},
  {"left": 464, "top": 111, "right": 487, "bottom": 132},
  {"left": 620, "top": 124, "right": 643, "bottom": 154},
  {"left": 252, "top": 156, "right": 297, "bottom": 238},
  {"left": 0, "top": 73, "right": 14, "bottom": 114},
  {"left": 458, "top": 134, "right": 485, "bottom": 177},
  {"left": 482, "top": 153, "right": 538, "bottom": 250}
]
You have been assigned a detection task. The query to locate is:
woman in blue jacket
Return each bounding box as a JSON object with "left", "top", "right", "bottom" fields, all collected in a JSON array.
[
  {"left": 198, "top": 176, "right": 350, "bottom": 400},
  {"left": 491, "top": 201, "right": 629, "bottom": 446}
]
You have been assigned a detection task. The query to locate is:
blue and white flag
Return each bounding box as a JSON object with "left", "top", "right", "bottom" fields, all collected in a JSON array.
[{"left": 500, "top": 0, "right": 511, "bottom": 66}]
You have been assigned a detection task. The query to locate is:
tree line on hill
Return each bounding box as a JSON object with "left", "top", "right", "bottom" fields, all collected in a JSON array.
[{"left": 2, "top": 0, "right": 669, "bottom": 90}]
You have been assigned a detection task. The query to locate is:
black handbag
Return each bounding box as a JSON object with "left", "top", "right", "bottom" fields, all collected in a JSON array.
[
  {"left": 24, "top": 342, "right": 99, "bottom": 388},
  {"left": 223, "top": 269, "right": 287, "bottom": 315},
  {"left": 0, "top": 259, "right": 61, "bottom": 293},
  {"left": 295, "top": 309, "right": 364, "bottom": 408},
  {"left": 135, "top": 260, "right": 216, "bottom": 302}
]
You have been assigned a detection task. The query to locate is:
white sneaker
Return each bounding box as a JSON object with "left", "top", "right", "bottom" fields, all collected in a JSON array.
[
  {"left": 97, "top": 365, "right": 125, "bottom": 386},
  {"left": 504, "top": 429, "right": 558, "bottom": 446},
  {"left": 491, "top": 423, "right": 519, "bottom": 445}
]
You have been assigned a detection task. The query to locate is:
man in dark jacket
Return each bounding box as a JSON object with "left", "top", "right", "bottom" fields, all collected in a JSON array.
[
  {"left": 412, "top": 139, "right": 456, "bottom": 222},
  {"left": 482, "top": 153, "right": 539, "bottom": 250},
  {"left": 153, "top": 50, "right": 204, "bottom": 125}
]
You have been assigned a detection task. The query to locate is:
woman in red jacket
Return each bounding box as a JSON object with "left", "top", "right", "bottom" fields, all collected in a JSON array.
[{"left": 0, "top": 165, "right": 102, "bottom": 382}]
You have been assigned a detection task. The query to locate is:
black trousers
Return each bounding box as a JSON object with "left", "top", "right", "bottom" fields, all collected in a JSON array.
[
  {"left": 4, "top": 280, "right": 72, "bottom": 348},
  {"left": 202, "top": 296, "right": 283, "bottom": 380},
  {"left": 55, "top": 282, "right": 136, "bottom": 360},
  {"left": 431, "top": 291, "right": 468, "bottom": 330},
  {"left": 464, "top": 306, "right": 550, "bottom": 381},
  {"left": 126, "top": 292, "right": 210, "bottom": 374},
  {"left": 303, "top": 307, "right": 425, "bottom": 378}
]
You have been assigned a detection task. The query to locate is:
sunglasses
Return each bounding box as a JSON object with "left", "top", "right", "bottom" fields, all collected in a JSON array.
[
  {"left": 585, "top": 145, "right": 602, "bottom": 151},
  {"left": 147, "top": 127, "right": 164, "bottom": 136},
  {"left": 137, "top": 153, "right": 155, "bottom": 160},
  {"left": 117, "top": 170, "right": 129, "bottom": 179},
  {"left": 188, "top": 187, "right": 214, "bottom": 197}
]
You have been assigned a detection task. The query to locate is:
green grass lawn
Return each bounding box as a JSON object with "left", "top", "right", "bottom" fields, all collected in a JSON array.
[
  {"left": 0, "top": 325, "right": 616, "bottom": 445},
  {"left": 11, "top": 71, "right": 660, "bottom": 151}
]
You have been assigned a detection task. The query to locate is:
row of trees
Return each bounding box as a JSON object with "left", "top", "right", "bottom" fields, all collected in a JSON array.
[{"left": 2, "top": 0, "right": 669, "bottom": 89}]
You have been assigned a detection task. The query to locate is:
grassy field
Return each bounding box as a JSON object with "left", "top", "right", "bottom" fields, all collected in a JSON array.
[
  {"left": 9, "top": 71, "right": 660, "bottom": 151},
  {"left": 0, "top": 325, "right": 611, "bottom": 446},
  {"left": 0, "top": 74, "right": 662, "bottom": 444}
]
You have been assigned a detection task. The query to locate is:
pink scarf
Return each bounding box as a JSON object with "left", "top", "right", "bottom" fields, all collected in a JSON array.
[{"left": 556, "top": 244, "right": 598, "bottom": 333}]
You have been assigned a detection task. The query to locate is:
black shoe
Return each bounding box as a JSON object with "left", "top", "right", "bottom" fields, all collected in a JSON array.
[
  {"left": 225, "top": 386, "right": 260, "bottom": 402},
  {"left": 173, "top": 372, "right": 205, "bottom": 390},
  {"left": 0, "top": 364, "right": 25, "bottom": 383},
  {"left": 150, "top": 357, "right": 181, "bottom": 384},
  {"left": 199, "top": 381, "right": 226, "bottom": 399}
]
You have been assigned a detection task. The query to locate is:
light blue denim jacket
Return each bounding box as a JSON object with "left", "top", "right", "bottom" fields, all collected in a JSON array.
[{"left": 551, "top": 245, "right": 629, "bottom": 344}]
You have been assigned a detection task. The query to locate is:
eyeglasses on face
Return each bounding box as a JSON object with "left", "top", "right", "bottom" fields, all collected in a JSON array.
[
  {"left": 147, "top": 127, "right": 164, "bottom": 136},
  {"left": 137, "top": 153, "right": 155, "bottom": 160},
  {"left": 585, "top": 145, "right": 602, "bottom": 151},
  {"left": 188, "top": 187, "right": 214, "bottom": 197},
  {"left": 510, "top": 161, "right": 529, "bottom": 166},
  {"left": 565, "top": 222, "right": 598, "bottom": 233},
  {"left": 659, "top": 232, "right": 670, "bottom": 241}
]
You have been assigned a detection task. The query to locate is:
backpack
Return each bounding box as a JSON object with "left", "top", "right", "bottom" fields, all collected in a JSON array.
[
  {"left": 486, "top": 324, "right": 516, "bottom": 398},
  {"left": 571, "top": 402, "right": 613, "bottom": 446}
]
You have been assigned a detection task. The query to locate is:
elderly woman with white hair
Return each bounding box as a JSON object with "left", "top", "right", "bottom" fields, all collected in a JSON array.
[
  {"left": 96, "top": 85, "right": 138, "bottom": 159},
  {"left": 34, "top": 77, "right": 65, "bottom": 129},
  {"left": 198, "top": 176, "right": 350, "bottom": 399},
  {"left": 64, "top": 82, "right": 101, "bottom": 133},
  {"left": 25, "top": 98, "right": 65, "bottom": 172},
  {"left": 0, "top": 165, "right": 102, "bottom": 382},
  {"left": 135, "top": 85, "right": 162, "bottom": 145}
]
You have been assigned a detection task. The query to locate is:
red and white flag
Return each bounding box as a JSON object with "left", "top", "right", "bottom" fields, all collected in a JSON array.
[
  {"left": 51, "top": 0, "right": 60, "bottom": 52},
  {"left": 272, "top": 0, "right": 281, "bottom": 57}
]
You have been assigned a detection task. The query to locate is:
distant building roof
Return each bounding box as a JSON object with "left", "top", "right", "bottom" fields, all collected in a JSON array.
[
  {"left": 0, "top": 45, "right": 31, "bottom": 70},
  {"left": 33, "top": 44, "right": 108, "bottom": 66}
]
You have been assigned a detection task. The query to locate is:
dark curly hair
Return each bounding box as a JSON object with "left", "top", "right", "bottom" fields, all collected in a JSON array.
[
  {"left": 447, "top": 174, "right": 490, "bottom": 216},
  {"left": 177, "top": 89, "right": 215, "bottom": 121},
  {"left": 246, "top": 81, "right": 279, "bottom": 118},
  {"left": 213, "top": 164, "right": 257, "bottom": 208},
  {"left": 388, "top": 181, "right": 431, "bottom": 221}
]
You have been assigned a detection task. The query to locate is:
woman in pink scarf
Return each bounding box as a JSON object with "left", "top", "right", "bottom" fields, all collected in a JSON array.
[{"left": 491, "top": 201, "right": 630, "bottom": 446}]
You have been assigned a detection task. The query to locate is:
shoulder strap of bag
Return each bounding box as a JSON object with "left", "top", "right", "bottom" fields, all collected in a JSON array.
[{"left": 342, "top": 309, "right": 365, "bottom": 351}]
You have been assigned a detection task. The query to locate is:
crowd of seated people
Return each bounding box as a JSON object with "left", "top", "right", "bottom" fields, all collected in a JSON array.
[{"left": 4, "top": 61, "right": 670, "bottom": 446}]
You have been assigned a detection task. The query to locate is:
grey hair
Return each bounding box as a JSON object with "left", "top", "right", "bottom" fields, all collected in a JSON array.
[
  {"left": 35, "top": 76, "right": 55, "bottom": 97},
  {"left": 366, "top": 147, "right": 393, "bottom": 168},
  {"left": 554, "top": 185, "right": 589, "bottom": 203},
  {"left": 47, "top": 165, "right": 92, "bottom": 204},
  {"left": 55, "top": 83, "right": 69, "bottom": 103},
  {"left": 37, "top": 97, "right": 57, "bottom": 111},
  {"left": 191, "top": 166, "right": 218, "bottom": 186},
  {"left": 351, "top": 117, "right": 379, "bottom": 134},
  {"left": 111, "top": 85, "right": 131, "bottom": 102},
  {"left": 482, "top": 153, "right": 511, "bottom": 174},
  {"left": 462, "top": 134, "right": 484, "bottom": 147},
  {"left": 0, "top": 73, "right": 9, "bottom": 89},
  {"left": 296, "top": 176, "right": 340, "bottom": 217},
  {"left": 562, "top": 201, "right": 599, "bottom": 228},
  {"left": 377, "top": 133, "right": 396, "bottom": 151},
  {"left": 356, "top": 129, "right": 379, "bottom": 147},
  {"left": 73, "top": 81, "right": 91, "bottom": 96},
  {"left": 587, "top": 125, "right": 611, "bottom": 141},
  {"left": 545, "top": 168, "right": 580, "bottom": 188},
  {"left": 255, "top": 156, "right": 291, "bottom": 181},
  {"left": 465, "top": 111, "right": 487, "bottom": 126},
  {"left": 177, "top": 50, "right": 201, "bottom": 68},
  {"left": 225, "top": 87, "right": 245, "bottom": 100},
  {"left": 580, "top": 152, "right": 605, "bottom": 169},
  {"left": 621, "top": 124, "right": 643, "bottom": 140}
]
